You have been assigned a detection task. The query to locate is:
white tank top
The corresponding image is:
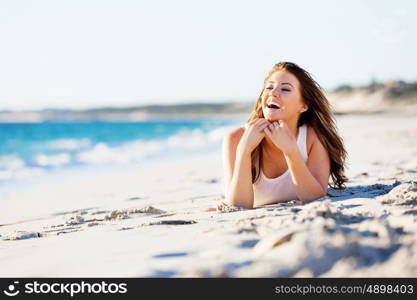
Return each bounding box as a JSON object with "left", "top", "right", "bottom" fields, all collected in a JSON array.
[{"left": 252, "top": 124, "right": 308, "bottom": 206}]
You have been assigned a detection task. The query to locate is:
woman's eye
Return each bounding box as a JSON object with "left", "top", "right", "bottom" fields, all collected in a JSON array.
[{"left": 265, "top": 87, "right": 291, "bottom": 91}]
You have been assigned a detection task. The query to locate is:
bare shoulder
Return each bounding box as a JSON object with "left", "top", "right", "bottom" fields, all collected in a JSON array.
[
  {"left": 306, "top": 125, "right": 320, "bottom": 154},
  {"left": 224, "top": 126, "right": 245, "bottom": 147}
]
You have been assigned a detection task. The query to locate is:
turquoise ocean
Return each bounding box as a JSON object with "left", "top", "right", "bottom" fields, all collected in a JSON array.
[{"left": 0, "top": 118, "right": 243, "bottom": 193}]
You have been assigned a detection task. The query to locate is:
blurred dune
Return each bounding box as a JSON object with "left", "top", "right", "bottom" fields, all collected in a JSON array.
[{"left": 327, "top": 80, "right": 417, "bottom": 114}]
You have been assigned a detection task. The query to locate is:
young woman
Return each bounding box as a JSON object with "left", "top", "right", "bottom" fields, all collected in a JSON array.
[{"left": 222, "top": 62, "right": 347, "bottom": 209}]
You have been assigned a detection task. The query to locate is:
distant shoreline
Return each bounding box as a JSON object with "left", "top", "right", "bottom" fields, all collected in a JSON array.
[
  {"left": 1, "top": 80, "right": 416, "bottom": 122},
  {"left": 0, "top": 104, "right": 252, "bottom": 123}
]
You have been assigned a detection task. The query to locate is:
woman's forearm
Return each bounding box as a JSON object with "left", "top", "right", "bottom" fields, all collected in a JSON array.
[
  {"left": 226, "top": 148, "right": 254, "bottom": 209},
  {"left": 284, "top": 147, "right": 326, "bottom": 203}
]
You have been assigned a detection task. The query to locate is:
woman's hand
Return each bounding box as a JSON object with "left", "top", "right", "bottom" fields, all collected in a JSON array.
[
  {"left": 264, "top": 120, "right": 298, "bottom": 154},
  {"left": 237, "top": 118, "right": 270, "bottom": 155}
]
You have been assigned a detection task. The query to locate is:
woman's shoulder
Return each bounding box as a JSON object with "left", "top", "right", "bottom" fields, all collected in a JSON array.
[
  {"left": 226, "top": 126, "right": 245, "bottom": 138},
  {"left": 306, "top": 125, "right": 321, "bottom": 154},
  {"left": 224, "top": 126, "right": 245, "bottom": 146}
]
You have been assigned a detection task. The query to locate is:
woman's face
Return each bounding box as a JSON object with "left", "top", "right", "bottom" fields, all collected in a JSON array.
[{"left": 261, "top": 70, "right": 307, "bottom": 122}]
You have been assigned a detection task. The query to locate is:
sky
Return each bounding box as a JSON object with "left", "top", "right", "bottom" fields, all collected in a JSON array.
[{"left": 0, "top": 0, "right": 416, "bottom": 111}]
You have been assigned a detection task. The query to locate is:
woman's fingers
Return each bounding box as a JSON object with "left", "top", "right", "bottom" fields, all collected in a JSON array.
[
  {"left": 264, "top": 120, "right": 283, "bottom": 136},
  {"left": 259, "top": 122, "right": 269, "bottom": 133},
  {"left": 249, "top": 118, "right": 263, "bottom": 128},
  {"left": 252, "top": 118, "right": 267, "bottom": 128},
  {"left": 263, "top": 125, "right": 272, "bottom": 136},
  {"left": 259, "top": 121, "right": 270, "bottom": 129},
  {"left": 255, "top": 119, "right": 266, "bottom": 127},
  {"left": 268, "top": 121, "right": 279, "bottom": 131},
  {"left": 247, "top": 118, "right": 271, "bottom": 132}
]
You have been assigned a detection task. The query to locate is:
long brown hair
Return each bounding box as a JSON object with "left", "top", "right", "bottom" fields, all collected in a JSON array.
[{"left": 248, "top": 62, "right": 348, "bottom": 190}]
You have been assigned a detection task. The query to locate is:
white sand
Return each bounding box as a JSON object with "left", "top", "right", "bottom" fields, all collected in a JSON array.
[{"left": 1, "top": 112, "right": 416, "bottom": 277}]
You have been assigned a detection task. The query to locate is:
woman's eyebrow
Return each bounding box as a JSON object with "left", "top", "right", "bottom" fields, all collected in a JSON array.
[{"left": 266, "top": 81, "right": 294, "bottom": 87}]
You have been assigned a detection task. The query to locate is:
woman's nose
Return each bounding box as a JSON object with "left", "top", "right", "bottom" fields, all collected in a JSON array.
[{"left": 271, "top": 87, "right": 281, "bottom": 97}]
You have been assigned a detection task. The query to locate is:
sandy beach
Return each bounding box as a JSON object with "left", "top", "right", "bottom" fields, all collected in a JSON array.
[{"left": 1, "top": 112, "right": 417, "bottom": 277}]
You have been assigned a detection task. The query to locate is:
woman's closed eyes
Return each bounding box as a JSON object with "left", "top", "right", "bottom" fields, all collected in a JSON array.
[{"left": 265, "top": 87, "right": 291, "bottom": 92}]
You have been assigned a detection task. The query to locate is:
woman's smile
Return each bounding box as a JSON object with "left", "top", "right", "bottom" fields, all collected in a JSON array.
[
  {"left": 266, "top": 100, "right": 281, "bottom": 110},
  {"left": 264, "top": 99, "right": 285, "bottom": 118}
]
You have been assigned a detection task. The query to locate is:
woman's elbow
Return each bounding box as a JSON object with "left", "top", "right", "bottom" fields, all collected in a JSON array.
[
  {"left": 299, "top": 189, "right": 327, "bottom": 204},
  {"left": 312, "top": 185, "right": 327, "bottom": 200},
  {"left": 317, "top": 187, "right": 327, "bottom": 198},
  {"left": 225, "top": 195, "right": 254, "bottom": 209},
  {"left": 235, "top": 202, "right": 254, "bottom": 209},
  {"left": 223, "top": 185, "right": 253, "bottom": 209}
]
